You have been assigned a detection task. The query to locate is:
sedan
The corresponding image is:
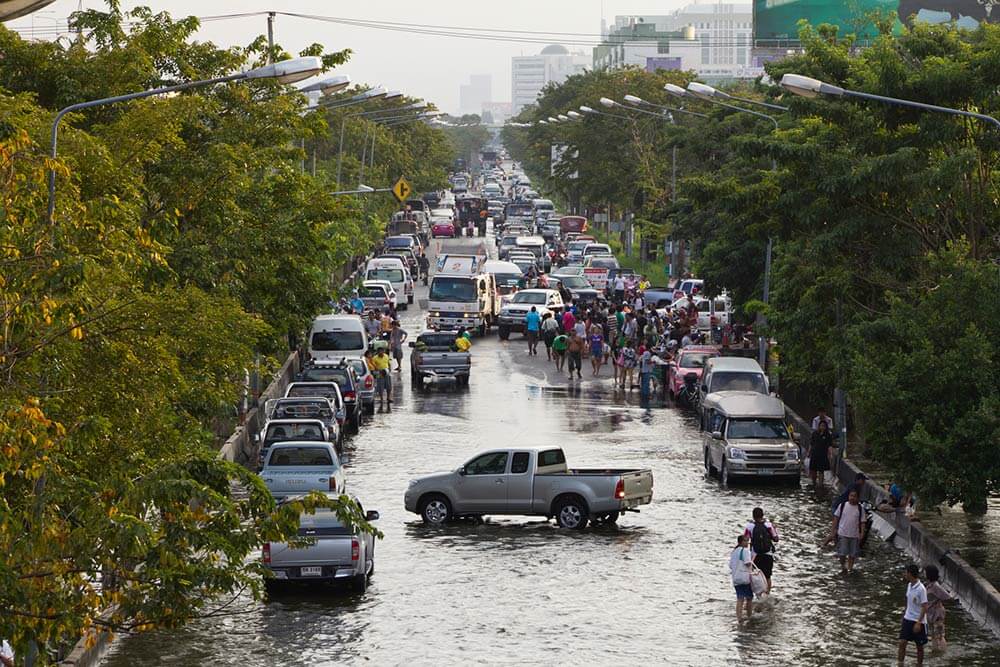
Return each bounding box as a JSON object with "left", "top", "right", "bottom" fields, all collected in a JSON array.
[
  {"left": 431, "top": 219, "right": 456, "bottom": 238},
  {"left": 666, "top": 345, "right": 721, "bottom": 401}
]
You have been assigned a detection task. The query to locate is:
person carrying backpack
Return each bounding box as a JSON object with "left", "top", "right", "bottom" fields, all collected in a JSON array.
[{"left": 743, "top": 507, "right": 780, "bottom": 595}]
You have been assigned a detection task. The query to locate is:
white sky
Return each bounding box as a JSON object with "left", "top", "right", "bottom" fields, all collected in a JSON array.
[{"left": 9, "top": 0, "right": 691, "bottom": 112}]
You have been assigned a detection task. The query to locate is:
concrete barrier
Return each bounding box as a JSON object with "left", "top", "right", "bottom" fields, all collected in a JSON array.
[{"left": 835, "top": 453, "right": 1000, "bottom": 637}]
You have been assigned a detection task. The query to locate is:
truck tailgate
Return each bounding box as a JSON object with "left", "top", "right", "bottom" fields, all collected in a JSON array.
[
  {"left": 269, "top": 534, "right": 355, "bottom": 568},
  {"left": 619, "top": 469, "right": 654, "bottom": 503},
  {"left": 419, "top": 352, "right": 470, "bottom": 370},
  {"left": 261, "top": 467, "right": 337, "bottom": 498}
]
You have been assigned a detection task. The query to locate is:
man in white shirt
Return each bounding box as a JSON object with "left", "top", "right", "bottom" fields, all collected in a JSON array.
[
  {"left": 827, "top": 489, "right": 867, "bottom": 573},
  {"left": 613, "top": 275, "right": 626, "bottom": 303},
  {"left": 1, "top": 640, "right": 14, "bottom": 667},
  {"left": 811, "top": 407, "right": 834, "bottom": 432},
  {"left": 898, "top": 564, "right": 929, "bottom": 665}
]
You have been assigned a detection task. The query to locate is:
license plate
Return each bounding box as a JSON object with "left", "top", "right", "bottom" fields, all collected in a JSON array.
[
  {"left": 758, "top": 469, "right": 774, "bottom": 475},
  {"left": 300, "top": 566, "right": 322, "bottom": 577},
  {"left": 286, "top": 479, "right": 305, "bottom": 486}
]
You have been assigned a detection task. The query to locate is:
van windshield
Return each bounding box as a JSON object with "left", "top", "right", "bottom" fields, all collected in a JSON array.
[
  {"left": 710, "top": 371, "right": 767, "bottom": 394},
  {"left": 312, "top": 331, "right": 364, "bottom": 351},
  {"left": 430, "top": 277, "right": 477, "bottom": 302},
  {"left": 727, "top": 419, "right": 788, "bottom": 440},
  {"left": 367, "top": 269, "right": 404, "bottom": 283}
]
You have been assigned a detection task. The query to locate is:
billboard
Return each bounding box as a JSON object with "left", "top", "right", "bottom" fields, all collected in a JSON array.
[{"left": 753, "top": 0, "right": 999, "bottom": 44}]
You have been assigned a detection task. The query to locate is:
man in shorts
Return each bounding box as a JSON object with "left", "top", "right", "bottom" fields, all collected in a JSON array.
[
  {"left": 551, "top": 333, "right": 568, "bottom": 371},
  {"left": 825, "top": 489, "right": 867, "bottom": 573},
  {"left": 898, "top": 563, "right": 929, "bottom": 666}
]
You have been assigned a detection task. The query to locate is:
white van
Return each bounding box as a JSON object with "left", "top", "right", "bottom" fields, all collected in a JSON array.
[
  {"left": 309, "top": 314, "right": 369, "bottom": 361},
  {"left": 365, "top": 257, "right": 412, "bottom": 309}
]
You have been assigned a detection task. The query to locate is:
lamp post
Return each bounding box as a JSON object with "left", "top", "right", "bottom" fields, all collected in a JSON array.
[
  {"left": 47, "top": 56, "right": 323, "bottom": 226},
  {"left": 667, "top": 81, "right": 781, "bottom": 370},
  {"left": 779, "top": 73, "right": 1000, "bottom": 129}
]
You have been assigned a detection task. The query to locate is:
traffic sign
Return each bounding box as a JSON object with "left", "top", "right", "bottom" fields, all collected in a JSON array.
[{"left": 391, "top": 176, "right": 412, "bottom": 203}]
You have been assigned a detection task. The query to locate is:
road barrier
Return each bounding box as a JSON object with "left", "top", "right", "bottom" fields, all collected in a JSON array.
[{"left": 786, "top": 406, "right": 1000, "bottom": 638}]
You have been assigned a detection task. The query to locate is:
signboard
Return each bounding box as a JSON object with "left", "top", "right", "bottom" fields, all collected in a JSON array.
[
  {"left": 435, "top": 254, "right": 481, "bottom": 275},
  {"left": 391, "top": 176, "right": 412, "bottom": 203},
  {"left": 583, "top": 267, "right": 610, "bottom": 290},
  {"left": 754, "top": 0, "right": 998, "bottom": 44}
]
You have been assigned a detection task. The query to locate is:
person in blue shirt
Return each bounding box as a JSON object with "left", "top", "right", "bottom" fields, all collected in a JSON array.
[
  {"left": 349, "top": 289, "right": 364, "bottom": 314},
  {"left": 524, "top": 306, "right": 542, "bottom": 356}
]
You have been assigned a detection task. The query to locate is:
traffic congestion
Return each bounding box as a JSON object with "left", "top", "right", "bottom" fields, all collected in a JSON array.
[{"left": 102, "top": 148, "right": 1000, "bottom": 667}]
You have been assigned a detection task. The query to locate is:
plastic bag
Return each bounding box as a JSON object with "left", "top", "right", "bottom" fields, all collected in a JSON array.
[
  {"left": 804, "top": 457, "right": 811, "bottom": 475},
  {"left": 750, "top": 566, "right": 768, "bottom": 596}
]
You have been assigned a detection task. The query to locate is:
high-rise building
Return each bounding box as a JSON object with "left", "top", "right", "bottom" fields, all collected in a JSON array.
[
  {"left": 459, "top": 74, "right": 492, "bottom": 116},
  {"left": 511, "top": 44, "right": 590, "bottom": 114},
  {"left": 594, "top": 5, "right": 757, "bottom": 79}
]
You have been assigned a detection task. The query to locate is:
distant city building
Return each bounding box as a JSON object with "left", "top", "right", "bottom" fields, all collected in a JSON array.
[
  {"left": 459, "top": 74, "right": 492, "bottom": 116},
  {"left": 481, "top": 101, "right": 513, "bottom": 125},
  {"left": 511, "top": 44, "right": 590, "bottom": 114},
  {"left": 594, "top": 5, "right": 757, "bottom": 80}
]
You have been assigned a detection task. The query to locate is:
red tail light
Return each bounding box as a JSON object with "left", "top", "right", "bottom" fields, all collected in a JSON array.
[
  {"left": 364, "top": 376, "right": 374, "bottom": 390},
  {"left": 262, "top": 543, "right": 271, "bottom": 564},
  {"left": 329, "top": 477, "right": 338, "bottom": 492},
  {"left": 351, "top": 538, "right": 360, "bottom": 561},
  {"left": 343, "top": 391, "right": 356, "bottom": 400},
  {"left": 614, "top": 479, "right": 625, "bottom": 500}
]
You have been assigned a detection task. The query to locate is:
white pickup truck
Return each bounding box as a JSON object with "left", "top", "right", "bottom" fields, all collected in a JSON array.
[
  {"left": 259, "top": 442, "right": 345, "bottom": 502},
  {"left": 404, "top": 447, "right": 653, "bottom": 529}
]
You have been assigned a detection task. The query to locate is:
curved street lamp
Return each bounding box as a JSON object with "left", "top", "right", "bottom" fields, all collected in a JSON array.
[
  {"left": 47, "top": 56, "right": 323, "bottom": 225},
  {"left": 685, "top": 81, "right": 788, "bottom": 111}
]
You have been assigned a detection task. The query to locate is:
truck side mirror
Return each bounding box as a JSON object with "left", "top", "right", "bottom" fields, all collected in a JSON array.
[
  {"left": 408, "top": 341, "right": 415, "bottom": 348},
  {"left": 458, "top": 466, "right": 467, "bottom": 476},
  {"left": 712, "top": 431, "right": 723, "bottom": 440},
  {"left": 365, "top": 510, "right": 380, "bottom": 522}
]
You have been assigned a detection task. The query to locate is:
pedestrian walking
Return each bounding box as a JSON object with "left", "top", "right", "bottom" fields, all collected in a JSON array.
[
  {"left": 589, "top": 325, "right": 604, "bottom": 376},
  {"left": 1, "top": 640, "right": 13, "bottom": 667},
  {"left": 812, "top": 406, "right": 834, "bottom": 432},
  {"left": 541, "top": 312, "right": 559, "bottom": 360},
  {"left": 744, "top": 507, "right": 780, "bottom": 595},
  {"left": 561, "top": 308, "right": 576, "bottom": 335},
  {"left": 618, "top": 344, "right": 637, "bottom": 389},
  {"left": 898, "top": 564, "right": 929, "bottom": 666},
  {"left": 808, "top": 419, "right": 836, "bottom": 486},
  {"left": 372, "top": 347, "right": 392, "bottom": 405},
  {"left": 638, "top": 348, "right": 654, "bottom": 398},
  {"left": 825, "top": 489, "right": 867, "bottom": 573},
  {"left": 389, "top": 320, "right": 408, "bottom": 372},
  {"left": 614, "top": 274, "right": 626, "bottom": 304},
  {"left": 923, "top": 565, "right": 954, "bottom": 652},
  {"left": 567, "top": 331, "right": 584, "bottom": 379},
  {"left": 729, "top": 534, "right": 754, "bottom": 622},
  {"left": 552, "top": 333, "right": 568, "bottom": 371},
  {"left": 364, "top": 310, "right": 380, "bottom": 339},
  {"left": 525, "top": 306, "right": 541, "bottom": 356}
]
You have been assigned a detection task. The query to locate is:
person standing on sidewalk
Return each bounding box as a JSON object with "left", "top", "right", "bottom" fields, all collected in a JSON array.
[
  {"left": 825, "top": 489, "right": 867, "bottom": 573},
  {"left": 729, "top": 534, "right": 754, "bottom": 622},
  {"left": 524, "top": 306, "right": 541, "bottom": 356},
  {"left": 566, "top": 331, "right": 584, "bottom": 379},
  {"left": 898, "top": 564, "right": 929, "bottom": 666},
  {"left": 744, "top": 507, "right": 780, "bottom": 595}
]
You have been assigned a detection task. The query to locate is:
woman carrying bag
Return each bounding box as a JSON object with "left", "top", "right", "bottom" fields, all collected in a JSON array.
[{"left": 808, "top": 419, "right": 836, "bottom": 486}]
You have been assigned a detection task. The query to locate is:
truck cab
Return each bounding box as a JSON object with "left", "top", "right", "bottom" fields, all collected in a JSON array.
[
  {"left": 427, "top": 254, "right": 499, "bottom": 336},
  {"left": 701, "top": 391, "right": 800, "bottom": 485}
]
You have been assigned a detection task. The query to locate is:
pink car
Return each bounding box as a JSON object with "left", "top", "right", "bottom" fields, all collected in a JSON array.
[
  {"left": 667, "top": 345, "right": 721, "bottom": 400},
  {"left": 431, "top": 220, "right": 455, "bottom": 238}
]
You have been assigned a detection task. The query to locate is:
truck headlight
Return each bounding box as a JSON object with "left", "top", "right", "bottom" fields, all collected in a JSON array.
[
  {"left": 786, "top": 449, "right": 799, "bottom": 460},
  {"left": 728, "top": 447, "right": 745, "bottom": 459}
]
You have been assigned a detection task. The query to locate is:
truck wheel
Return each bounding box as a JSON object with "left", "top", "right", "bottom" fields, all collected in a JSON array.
[
  {"left": 720, "top": 459, "right": 730, "bottom": 486},
  {"left": 498, "top": 326, "right": 510, "bottom": 340},
  {"left": 477, "top": 322, "right": 487, "bottom": 337},
  {"left": 419, "top": 494, "right": 452, "bottom": 525},
  {"left": 704, "top": 449, "right": 716, "bottom": 477},
  {"left": 554, "top": 497, "right": 589, "bottom": 530},
  {"left": 352, "top": 572, "right": 368, "bottom": 594}
]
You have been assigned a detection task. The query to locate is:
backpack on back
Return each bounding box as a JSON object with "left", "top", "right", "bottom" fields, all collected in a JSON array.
[{"left": 751, "top": 521, "right": 773, "bottom": 554}]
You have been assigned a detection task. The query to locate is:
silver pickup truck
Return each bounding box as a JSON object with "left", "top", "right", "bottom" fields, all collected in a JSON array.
[
  {"left": 404, "top": 447, "right": 653, "bottom": 529},
  {"left": 260, "top": 442, "right": 346, "bottom": 502},
  {"left": 263, "top": 494, "right": 379, "bottom": 593},
  {"left": 409, "top": 331, "right": 471, "bottom": 387}
]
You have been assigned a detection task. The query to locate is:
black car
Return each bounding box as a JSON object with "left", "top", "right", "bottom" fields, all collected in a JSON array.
[
  {"left": 423, "top": 192, "right": 441, "bottom": 208},
  {"left": 296, "top": 362, "right": 363, "bottom": 434}
]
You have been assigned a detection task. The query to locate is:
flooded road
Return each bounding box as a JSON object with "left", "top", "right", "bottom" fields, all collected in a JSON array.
[{"left": 104, "top": 237, "right": 1000, "bottom": 666}]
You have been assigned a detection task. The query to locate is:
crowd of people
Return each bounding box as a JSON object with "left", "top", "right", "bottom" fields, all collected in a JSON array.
[{"left": 520, "top": 289, "right": 714, "bottom": 397}]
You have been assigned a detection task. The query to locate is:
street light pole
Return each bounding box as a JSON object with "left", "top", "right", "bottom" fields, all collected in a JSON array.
[{"left": 47, "top": 56, "right": 323, "bottom": 226}]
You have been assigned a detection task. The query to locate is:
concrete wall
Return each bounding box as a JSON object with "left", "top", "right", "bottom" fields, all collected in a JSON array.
[{"left": 834, "top": 457, "right": 1000, "bottom": 637}]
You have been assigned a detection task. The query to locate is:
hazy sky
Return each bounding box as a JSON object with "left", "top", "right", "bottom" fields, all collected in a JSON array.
[{"left": 9, "top": 0, "right": 692, "bottom": 112}]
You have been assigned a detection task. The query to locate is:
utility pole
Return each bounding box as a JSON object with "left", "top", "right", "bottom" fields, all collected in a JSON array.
[{"left": 266, "top": 12, "right": 276, "bottom": 64}]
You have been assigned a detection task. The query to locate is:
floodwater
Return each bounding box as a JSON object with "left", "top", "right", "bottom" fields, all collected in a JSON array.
[{"left": 104, "top": 237, "right": 1000, "bottom": 666}]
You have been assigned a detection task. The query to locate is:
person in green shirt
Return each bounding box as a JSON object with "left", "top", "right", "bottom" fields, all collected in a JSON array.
[{"left": 551, "top": 333, "right": 569, "bottom": 372}]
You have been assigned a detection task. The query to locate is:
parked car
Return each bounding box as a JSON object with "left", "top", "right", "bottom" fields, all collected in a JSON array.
[
  {"left": 263, "top": 397, "right": 340, "bottom": 450},
  {"left": 702, "top": 391, "right": 800, "bottom": 485},
  {"left": 552, "top": 274, "right": 600, "bottom": 307},
  {"left": 404, "top": 447, "right": 654, "bottom": 529},
  {"left": 285, "top": 382, "right": 347, "bottom": 435},
  {"left": 666, "top": 345, "right": 721, "bottom": 402},
  {"left": 359, "top": 280, "right": 396, "bottom": 311},
  {"left": 409, "top": 330, "right": 471, "bottom": 388},
  {"left": 259, "top": 441, "right": 345, "bottom": 501},
  {"left": 296, "top": 362, "right": 363, "bottom": 433},
  {"left": 263, "top": 493, "right": 379, "bottom": 592},
  {"left": 308, "top": 314, "right": 369, "bottom": 362},
  {"left": 256, "top": 418, "right": 332, "bottom": 469}
]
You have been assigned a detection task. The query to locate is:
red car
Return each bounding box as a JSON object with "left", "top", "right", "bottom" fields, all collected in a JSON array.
[
  {"left": 666, "top": 345, "right": 721, "bottom": 400},
  {"left": 431, "top": 220, "right": 456, "bottom": 238}
]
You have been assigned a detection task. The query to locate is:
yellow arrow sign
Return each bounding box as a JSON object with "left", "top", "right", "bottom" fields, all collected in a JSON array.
[{"left": 391, "top": 176, "right": 412, "bottom": 203}]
